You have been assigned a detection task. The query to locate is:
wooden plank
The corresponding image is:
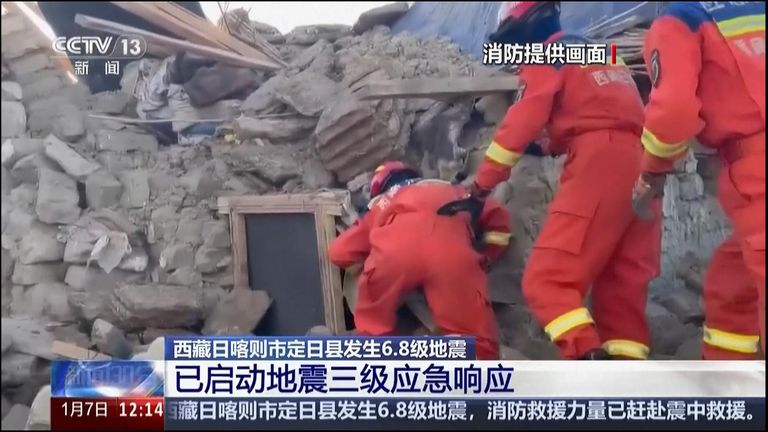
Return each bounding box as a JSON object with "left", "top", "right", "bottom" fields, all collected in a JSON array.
[
  {"left": 218, "top": 194, "right": 343, "bottom": 215},
  {"left": 52, "top": 341, "right": 111, "bottom": 360},
  {"left": 75, "top": 14, "right": 282, "bottom": 71},
  {"left": 230, "top": 211, "right": 249, "bottom": 290},
  {"left": 111, "top": 2, "right": 229, "bottom": 51},
  {"left": 354, "top": 76, "right": 521, "bottom": 100},
  {"left": 317, "top": 211, "right": 346, "bottom": 333},
  {"left": 154, "top": 2, "right": 286, "bottom": 67}
]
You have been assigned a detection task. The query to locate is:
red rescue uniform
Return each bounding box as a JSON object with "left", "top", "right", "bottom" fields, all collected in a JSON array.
[
  {"left": 475, "top": 33, "right": 662, "bottom": 360},
  {"left": 641, "top": 1, "right": 765, "bottom": 358},
  {"left": 328, "top": 179, "right": 512, "bottom": 360}
]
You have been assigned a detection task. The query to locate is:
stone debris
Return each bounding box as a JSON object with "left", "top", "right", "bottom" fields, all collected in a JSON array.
[
  {"left": 95, "top": 130, "right": 159, "bottom": 153},
  {"left": 1, "top": 353, "right": 38, "bottom": 387},
  {"left": 91, "top": 319, "right": 133, "bottom": 359},
  {"left": 12, "top": 262, "right": 67, "bottom": 286},
  {"left": 17, "top": 224, "right": 64, "bottom": 264},
  {"left": 159, "top": 243, "right": 195, "bottom": 271},
  {"left": 25, "top": 385, "right": 50, "bottom": 431},
  {"left": 202, "top": 221, "right": 230, "bottom": 249},
  {"left": 1, "top": 101, "right": 26, "bottom": 139},
  {"left": 65, "top": 266, "right": 140, "bottom": 322},
  {"left": 112, "top": 284, "right": 204, "bottom": 329},
  {"left": 118, "top": 169, "right": 150, "bottom": 209},
  {"left": 1, "top": 404, "right": 30, "bottom": 431},
  {"left": 1, "top": 317, "right": 55, "bottom": 359},
  {"left": 85, "top": 170, "right": 123, "bottom": 209},
  {"left": 286, "top": 24, "right": 352, "bottom": 45},
  {"left": 1, "top": 82, "right": 23, "bottom": 101},
  {"left": 235, "top": 115, "right": 317, "bottom": 141},
  {"left": 52, "top": 105, "right": 86, "bottom": 142},
  {"left": 194, "top": 246, "right": 230, "bottom": 274},
  {"left": 35, "top": 168, "right": 81, "bottom": 224},
  {"left": 1, "top": 138, "right": 44, "bottom": 167},
  {"left": 43, "top": 135, "right": 100, "bottom": 179},
  {"left": 202, "top": 290, "right": 272, "bottom": 336},
  {"left": 353, "top": 2, "right": 410, "bottom": 34},
  {"left": 10, "top": 283, "right": 74, "bottom": 322},
  {"left": 10, "top": 152, "right": 59, "bottom": 185}
]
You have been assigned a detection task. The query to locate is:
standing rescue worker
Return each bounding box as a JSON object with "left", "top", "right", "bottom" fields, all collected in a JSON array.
[
  {"left": 444, "top": 1, "right": 662, "bottom": 360},
  {"left": 633, "top": 1, "right": 765, "bottom": 359},
  {"left": 328, "top": 162, "right": 512, "bottom": 360}
]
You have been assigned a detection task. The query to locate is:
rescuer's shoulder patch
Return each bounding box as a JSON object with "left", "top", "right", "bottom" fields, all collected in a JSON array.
[{"left": 650, "top": 49, "right": 661, "bottom": 88}]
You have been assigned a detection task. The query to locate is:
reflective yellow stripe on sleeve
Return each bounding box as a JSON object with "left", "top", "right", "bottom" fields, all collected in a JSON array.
[
  {"left": 483, "top": 231, "right": 511, "bottom": 246},
  {"left": 544, "top": 307, "right": 594, "bottom": 341},
  {"left": 703, "top": 326, "right": 760, "bottom": 354},
  {"left": 717, "top": 14, "right": 766, "bottom": 38},
  {"left": 602, "top": 339, "right": 650, "bottom": 359},
  {"left": 485, "top": 141, "right": 522, "bottom": 167},
  {"left": 641, "top": 128, "right": 690, "bottom": 159}
]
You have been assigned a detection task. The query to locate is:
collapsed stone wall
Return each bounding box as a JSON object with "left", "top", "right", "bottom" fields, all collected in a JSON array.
[{"left": 0, "top": 5, "right": 735, "bottom": 427}]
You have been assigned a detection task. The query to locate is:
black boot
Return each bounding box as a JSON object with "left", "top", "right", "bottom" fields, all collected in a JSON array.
[{"left": 579, "top": 348, "right": 611, "bottom": 360}]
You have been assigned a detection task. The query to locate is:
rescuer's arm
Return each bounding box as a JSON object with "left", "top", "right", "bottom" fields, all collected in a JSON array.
[
  {"left": 474, "top": 65, "right": 562, "bottom": 193},
  {"left": 328, "top": 213, "right": 373, "bottom": 268},
  {"left": 641, "top": 9, "right": 705, "bottom": 173},
  {"left": 477, "top": 197, "right": 512, "bottom": 264}
]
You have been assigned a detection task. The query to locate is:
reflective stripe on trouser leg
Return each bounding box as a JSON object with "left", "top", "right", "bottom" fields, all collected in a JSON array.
[
  {"left": 544, "top": 307, "right": 594, "bottom": 341},
  {"left": 602, "top": 339, "right": 650, "bottom": 359},
  {"left": 703, "top": 326, "right": 760, "bottom": 354}
]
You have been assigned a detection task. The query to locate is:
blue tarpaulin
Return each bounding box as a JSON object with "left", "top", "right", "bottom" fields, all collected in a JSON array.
[{"left": 392, "top": 2, "right": 666, "bottom": 59}]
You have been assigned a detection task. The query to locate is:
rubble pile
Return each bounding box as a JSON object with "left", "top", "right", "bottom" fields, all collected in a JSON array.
[{"left": 0, "top": 2, "right": 735, "bottom": 426}]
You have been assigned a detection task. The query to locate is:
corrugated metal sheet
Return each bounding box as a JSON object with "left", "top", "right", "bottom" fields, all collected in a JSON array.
[{"left": 391, "top": 1, "right": 666, "bottom": 59}]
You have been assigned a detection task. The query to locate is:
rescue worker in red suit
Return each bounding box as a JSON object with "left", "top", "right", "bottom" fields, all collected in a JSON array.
[
  {"left": 444, "top": 1, "right": 663, "bottom": 360},
  {"left": 633, "top": 1, "right": 765, "bottom": 359},
  {"left": 328, "top": 162, "right": 512, "bottom": 360}
]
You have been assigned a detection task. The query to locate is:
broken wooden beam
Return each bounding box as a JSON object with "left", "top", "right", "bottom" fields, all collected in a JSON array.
[
  {"left": 74, "top": 14, "right": 282, "bottom": 72},
  {"left": 354, "top": 75, "right": 521, "bottom": 100},
  {"left": 52, "top": 341, "right": 112, "bottom": 360},
  {"left": 110, "top": 2, "right": 286, "bottom": 67}
]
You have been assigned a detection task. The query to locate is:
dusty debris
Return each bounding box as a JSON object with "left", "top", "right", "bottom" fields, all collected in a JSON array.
[
  {"left": 354, "top": 2, "right": 410, "bottom": 34},
  {"left": 286, "top": 24, "right": 352, "bottom": 45},
  {"left": 43, "top": 134, "right": 100, "bottom": 180},
  {"left": 91, "top": 319, "right": 133, "bottom": 359},
  {"left": 1, "top": 404, "right": 30, "bottom": 431},
  {"left": 65, "top": 266, "right": 140, "bottom": 322},
  {"left": 95, "top": 130, "right": 159, "bottom": 153},
  {"left": 1, "top": 82, "right": 23, "bottom": 101},
  {"left": 112, "top": 284, "right": 204, "bottom": 329},
  {"left": 10, "top": 152, "right": 59, "bottom": 185},
  {"left": 202, "top": 289, "right": 272, "bottom": 336},
  {"left": 1, "top": 353, "right": 38, "bottom": 386},
  {"left": 12, "top": 263, "right": 67, "bottom": 286},
  {"left": 160, "top": 243, "right": 194, "bottom": 271},
  {"left": 118, "top": 169, "right": 150, "bottom": 209},
  {"left": 10, "top": 283, "right": 74, "bottom": 322},
  {"left": 194, "top": 246, "right": 230, "bottom": 274},
  {"left": 35, "top": 168, "right": 81, "bottom": 224},
  {"left": 51, "top": 341, "right": 110, "bottom": 360},
  {"left": 17, "top": 224, "right": 64, "bottom": 264},
  {"left": 1, "top": 138, "right": 45, "bottom": 168},
  {"left": 85, "top": 170, "right": 123, "bottom": 209},
  {"left": 1, "top": 101, "right": 26, "bottom": 139},
  {"left": 1, "top": 317, "right": 55, "bottom": 359},
  {"left": 234, "top": 115, "right": 317, "bottom": 141},
  {"left": 25, "top": 385, "right": 50, "bottom": 431}
]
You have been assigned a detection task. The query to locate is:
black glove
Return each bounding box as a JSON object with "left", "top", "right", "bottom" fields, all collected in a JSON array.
[
  {"left": 437, "top": 183, "right": 490, "bottom": 250},
  {"left": 524, "top": 142, "right": 546, "bottom": 157}
]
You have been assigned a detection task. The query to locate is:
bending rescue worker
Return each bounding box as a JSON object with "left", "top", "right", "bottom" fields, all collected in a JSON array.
[{"left": 328, "top": 162, "right": 512, "bottom": 360}]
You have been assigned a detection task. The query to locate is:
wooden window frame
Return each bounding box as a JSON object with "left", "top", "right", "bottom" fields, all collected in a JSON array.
[{"left": 217, "top": 194, "right": 346, "bottom": 334}]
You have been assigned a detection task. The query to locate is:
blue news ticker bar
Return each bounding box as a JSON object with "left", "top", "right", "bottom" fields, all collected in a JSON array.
[
  {"left": 164, "top": 397, "right": 766, "bottom": 431},
  {"left": 165, "top": 336, "right": 477, "bottom": 361}
]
